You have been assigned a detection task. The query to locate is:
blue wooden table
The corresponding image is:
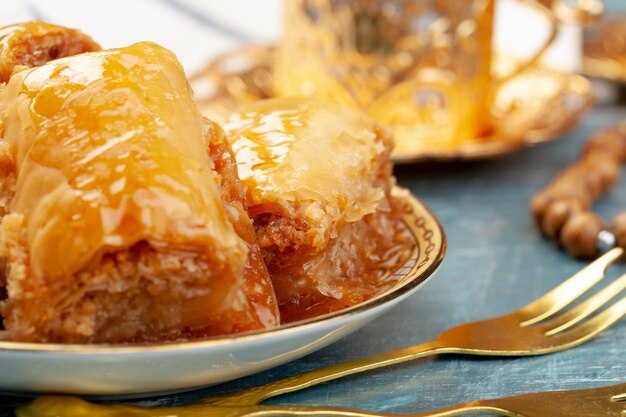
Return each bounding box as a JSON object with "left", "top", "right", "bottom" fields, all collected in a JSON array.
[{"left": 1, "top": 107, "right": 625, "bottom": 416}]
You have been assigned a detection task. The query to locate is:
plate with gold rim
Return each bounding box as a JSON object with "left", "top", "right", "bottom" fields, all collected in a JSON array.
[
  {"left": 191, "top": 46, "right": 593, "bottom": 164},
  {"left": 0, "top": 187, "right": 445, "bottom": 397}
]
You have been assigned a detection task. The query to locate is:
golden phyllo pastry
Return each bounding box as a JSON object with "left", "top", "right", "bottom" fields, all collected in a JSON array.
[
  {"left": 224, "top": 97, "right": 402, "bottom": 322},
  {"left": 0, "top": 21, "right": 100, "bottom": 83},
  {"left": 0, "top": 41, "right": 279, "bottom": 343}
]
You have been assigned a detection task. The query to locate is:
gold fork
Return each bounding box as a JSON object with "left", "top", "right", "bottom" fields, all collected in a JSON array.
[
  {"left": 198, "top": 246, "right": 626, "bottom": 406},
  {"left": 17, "top": 381, "right": 626, "bottom": 417}
]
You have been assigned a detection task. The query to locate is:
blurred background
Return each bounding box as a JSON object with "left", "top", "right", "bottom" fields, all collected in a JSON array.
[
  {"left": 0, "top": 0, "right": 624, "bottom": 86},
  {"left": 2, "top": 0, "right": 626, "bottom": 159},
  {"left": 1, "top": 0, "right": 283, "bottom": 74}
]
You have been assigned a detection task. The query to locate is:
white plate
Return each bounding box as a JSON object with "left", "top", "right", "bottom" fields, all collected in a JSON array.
[{"left": 0, "top": 188, "right": 445, "bottom": 397}]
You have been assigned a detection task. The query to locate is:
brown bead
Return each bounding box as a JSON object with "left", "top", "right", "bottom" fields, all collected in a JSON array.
[
  {"left": 612, "top": 123, "right": 626, "bottom": 162},
  {"left": 530, "top": 189, "right": 576, "bottom": 224},
  {"left": 556, "top": 164, "right": 586, "bottom": 180},
  {"left": 555, "top": 163, "right": 603, "bottom": 200},
  {"left": 615, "top": 121, "right": 626, "bottom": 136},
  {"left": 545, "top": 183, "right": 592, "bottom": 209},
  {"left": 530, "top": 190, "right": 556, "bottom": 225},
  {"left": 580, "top": 166, "right": 606, "bottom": 199},
  {"left": 552, "top": 174, "right": 585, "bottom": 192},
  {"left": 560, "top": 212, "right": 605, "bottom": 258},
  {"left": 582, "top": 153, "right": 621, "bottom": 192},
  {"left": 583, "top": 131, "right": 624, "bottom": 160},
  {"left": 584, "top": 147, "right": 622, "bottom": 166},
  {"left": 555, "top": 164, "right": 590, "bottom": 186},
  {"left": 541, "top": 198, "right": 585, "bottom": 239},
  {"left": 620, "top": 136, "right": 626, "bottom": 164},
  {"left": 531, "top": 122, "right": 626, "bottom": 259},
  {"left": 611, "top": 212, "right": 626, "bottom": 249}
]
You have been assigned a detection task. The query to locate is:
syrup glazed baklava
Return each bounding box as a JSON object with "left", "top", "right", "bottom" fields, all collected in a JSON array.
[
  {"left": 0, "top": 40, "right": 279, "bottom": 343},
  {"left": 224, "top": 97, "right": 404, "bottom": 321},
  {"left": 0, "top": 21, "right": 100, "bottom": 83}
]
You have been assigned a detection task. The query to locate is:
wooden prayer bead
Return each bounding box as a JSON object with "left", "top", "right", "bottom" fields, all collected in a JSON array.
[
  {"left": 582, "top": 153, "right": 621, "bottom": 191},
  {"left": 583, "top": 132, "right": 624, "bottom": 160},
  {"left": 541, "top": 198, "right": 584, "bottom": 239},
  {"left": 545, "top": 184, "right": 592, "bottom": 209},
  {"left": 530, "top": 191, "right": 557, "bottom": 225},
  {"left": 531, "top": 123, "right": 626, "bottom": 258},
  {"left": 560, "top": 212, "right": 605, "bottom": 258},
  {"left": 612, "top": 212, "right": 626, "bottom": 250},
  {"left": 580, "top": 166, "right": 607, "bottom": 199},
  {"left": 604, "top": 124, "right": 626, "bottom": 160}
]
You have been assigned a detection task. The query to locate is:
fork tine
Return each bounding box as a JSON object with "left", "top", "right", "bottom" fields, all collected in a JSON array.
[
  {"left": 553, "top": 295, "right": 626, "bottom": 345},
  {"left": 520, "top": 247, "right": 623, "bottom": 326},
  {"left": 538, "top": 272, "right": 626, "bottom": 336}
]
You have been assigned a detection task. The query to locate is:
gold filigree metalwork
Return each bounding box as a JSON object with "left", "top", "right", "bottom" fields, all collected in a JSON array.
[{"left": 191, "top": 47, "right": 592, "bottom": 163}]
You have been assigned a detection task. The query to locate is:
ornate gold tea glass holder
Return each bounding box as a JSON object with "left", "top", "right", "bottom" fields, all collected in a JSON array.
[{"left": 191, "top": 46, "right": 593, "bottom": 164}]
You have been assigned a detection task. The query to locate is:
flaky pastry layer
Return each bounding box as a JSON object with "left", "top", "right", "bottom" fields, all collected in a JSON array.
[
  {"left": 0, "top": 40, "right": 279, "bottom": 342},
  {"left": 225, "top": 98, "right": 403, "bottom": 321},
  {"left": 0, "top": 21, "right": 100, "bottom": 82}
]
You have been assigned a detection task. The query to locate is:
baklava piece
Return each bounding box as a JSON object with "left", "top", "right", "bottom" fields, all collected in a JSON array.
[
  {"left": 0, "top": 21, "right": 100, "bottom": 82},
  {"left": 0, "top": 41, "right": 279, "bottom": 343},
  {"left": 224, "top": 97, "right": 404, "bottom": 322}
]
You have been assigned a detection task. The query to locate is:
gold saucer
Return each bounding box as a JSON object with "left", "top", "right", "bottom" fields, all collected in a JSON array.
[{"left": 190, "top": 46, "right": 592, "bottom": 164}]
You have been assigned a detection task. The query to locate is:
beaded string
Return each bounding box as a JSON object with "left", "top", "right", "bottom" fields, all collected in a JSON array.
[{"left": 530, "top": 122, "right": 626, "bottom": 258}]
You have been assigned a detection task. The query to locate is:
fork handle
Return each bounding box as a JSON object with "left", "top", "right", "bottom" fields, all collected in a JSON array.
[{"left": 200, "top": 340, "right": 451, "bottom": 406}]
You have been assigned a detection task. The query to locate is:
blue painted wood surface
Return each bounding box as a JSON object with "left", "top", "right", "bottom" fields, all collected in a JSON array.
[{"left": 1, "top": 107, "right": 625, "bottom": 415}]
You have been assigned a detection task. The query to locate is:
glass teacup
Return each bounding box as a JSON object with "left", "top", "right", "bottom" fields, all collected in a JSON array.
[{"left": 274, "top": 0, "right": 557, "bottom": 148}]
